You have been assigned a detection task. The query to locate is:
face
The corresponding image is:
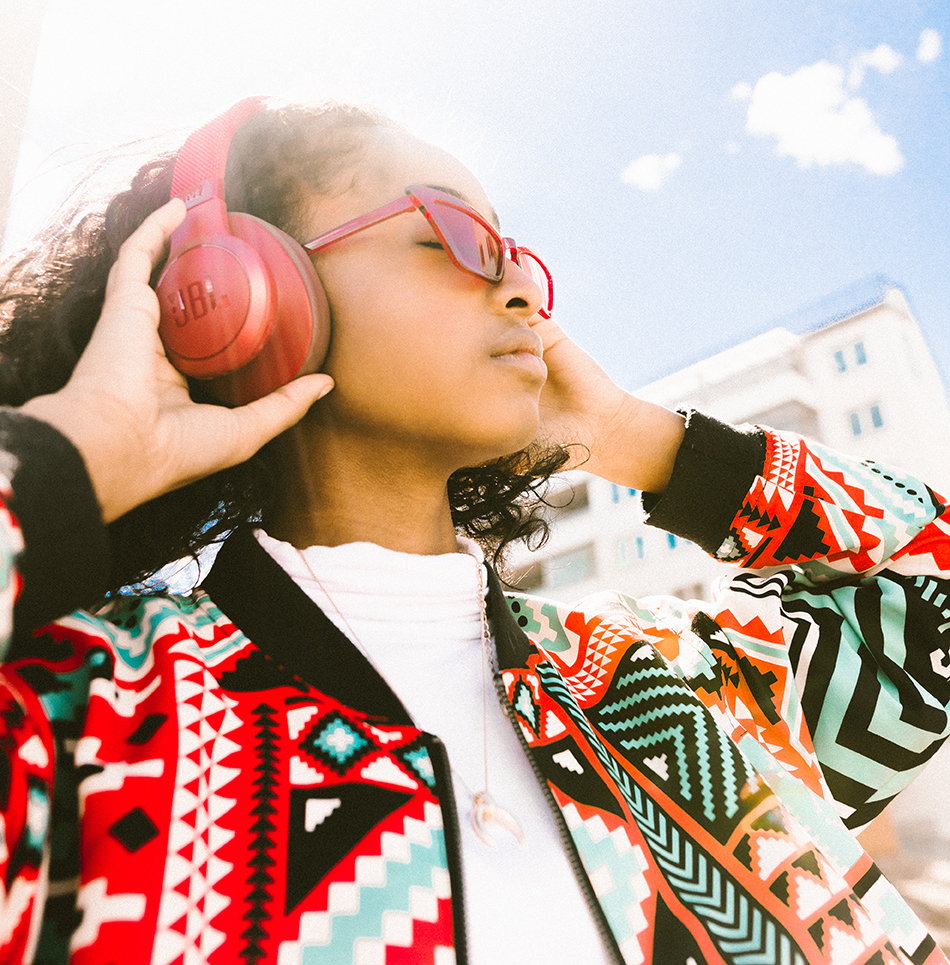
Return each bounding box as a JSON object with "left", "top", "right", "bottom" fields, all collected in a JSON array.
[{"left": 301, "top": 128, "right": 548, "bottom": 471}]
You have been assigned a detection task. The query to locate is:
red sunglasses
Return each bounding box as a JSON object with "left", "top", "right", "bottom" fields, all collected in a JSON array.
[{"left": 303, "top": 185, "right": 554, "bottom": 319}]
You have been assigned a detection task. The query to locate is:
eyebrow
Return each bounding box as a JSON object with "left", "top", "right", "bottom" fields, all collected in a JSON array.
[{"left": 424, "top": 183, "right": 501, "bottom": 231}]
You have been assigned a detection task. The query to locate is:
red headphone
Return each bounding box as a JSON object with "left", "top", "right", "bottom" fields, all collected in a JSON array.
[{"left": 156, "top": 97, "right": 331, "bottom": 405}]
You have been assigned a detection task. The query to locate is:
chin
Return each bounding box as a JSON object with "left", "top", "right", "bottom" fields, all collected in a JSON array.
[
  {"left": 477, "top": 424, "right": 542, "bottom": 467},
  {"left": 438, "top": 401, "right": 540, "bottom": 467}
]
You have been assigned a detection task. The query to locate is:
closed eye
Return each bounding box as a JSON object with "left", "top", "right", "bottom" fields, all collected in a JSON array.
[{"left": 418, "top": 240, "right": 445, "bottom": 250}]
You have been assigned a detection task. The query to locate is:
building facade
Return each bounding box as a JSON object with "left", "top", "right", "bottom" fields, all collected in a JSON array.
[{"left": 509, "top": 282, "right": 950, "bottom": 603}]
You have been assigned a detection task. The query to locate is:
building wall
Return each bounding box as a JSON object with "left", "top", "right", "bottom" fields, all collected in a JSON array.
[{"left": 508, "top": 285, "right": 950, "bottom": 605}]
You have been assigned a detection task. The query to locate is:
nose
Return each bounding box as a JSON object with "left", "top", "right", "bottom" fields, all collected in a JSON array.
[{"left": 490, "top": 249, "right": 546, "bottom": 320}]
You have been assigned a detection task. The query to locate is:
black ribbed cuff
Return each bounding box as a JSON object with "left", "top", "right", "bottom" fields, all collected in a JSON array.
[
  {"left": 0, "top": 409, "right": 110, "bottom": 638},
  {"left": 640, "top": 409, "right": 766, "bottom": 554}
]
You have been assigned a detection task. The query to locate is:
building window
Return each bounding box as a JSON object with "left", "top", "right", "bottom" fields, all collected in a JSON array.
[
  {"left": 851, "top": 406, "right": 883, "bottom": 436},
  {"left": 546, "top": 544, "right": 595, "bottom": 589},
  {"left": 835, "top": 342, "right": 867, "bottom": 372},
  {"left": 610, "top": 484, "right": 638, "bottom": 504},
  {"left": 509, "top": 563, "right": 543, "bottom": 592},
  {"left": 618, "top": 536, "right": 645, "bottom": 567},
  {"left": 547, "top": 481, "right": 589, "bottom": 517}
]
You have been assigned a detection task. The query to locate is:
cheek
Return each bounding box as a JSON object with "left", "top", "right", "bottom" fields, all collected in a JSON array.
[
  {"left": 321, "top": 269, "right": 471, "bottom": 384},
  {"left": 320, "top": 262, "right": 435, "bottom": 369},
  {"left": 325, "top": 329, "right": 540, "bottom": 451},
  {"left": 321, "top": 304, "right": 478, "bottom": 420},
  {"left": 314, "top": 261, "right": 541, "bottom": 450}
]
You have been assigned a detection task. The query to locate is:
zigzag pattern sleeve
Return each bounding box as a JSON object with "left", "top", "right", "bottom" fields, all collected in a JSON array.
[
  {"left": 712, "top": 426, "right": 947, "bottom": 577},
  {"left": 655, "top": 417, "right": 950, "bottom": 825},
  {"left": 0, "top": 409, "right": 110, "bottom": 650},
  {"left": 642, "top": 408, "right": 947, "bottom": 576},
  {"left": 732, "top": 429, "right": 950, "bottom": 826},
  {"left": 0, "top": 411, "right": 103, "bottom": 956}
]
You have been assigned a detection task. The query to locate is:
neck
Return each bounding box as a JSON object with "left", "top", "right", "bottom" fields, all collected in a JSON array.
[{"left": 266, "top": 422, "right": 462, "bottom": 556}]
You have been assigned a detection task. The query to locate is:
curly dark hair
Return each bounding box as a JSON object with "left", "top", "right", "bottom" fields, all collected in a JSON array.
[{"left": 0, "top": 100, "right": 570, "bottom": 596}]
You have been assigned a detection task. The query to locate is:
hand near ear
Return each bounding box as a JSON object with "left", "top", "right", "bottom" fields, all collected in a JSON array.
[
  {"left": 529, "top": 313, "right": 684, "bottom": 493},
  {"left": 22, "top": 199, "right": 335, "bottom": 523}
]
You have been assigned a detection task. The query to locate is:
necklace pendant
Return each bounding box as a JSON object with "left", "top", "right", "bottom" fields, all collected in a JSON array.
[{"left": 471, "top": 791, "right": 525, "bottom": 847}]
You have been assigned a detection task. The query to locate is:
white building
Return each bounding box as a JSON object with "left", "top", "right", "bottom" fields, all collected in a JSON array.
[{"left": 510, "top": 279, "right": 950, "bottom": 602}]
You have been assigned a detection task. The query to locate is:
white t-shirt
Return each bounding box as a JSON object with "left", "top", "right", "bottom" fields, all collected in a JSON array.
[{"left": 257, "top": 531, "right": 611, "bottom": 964}]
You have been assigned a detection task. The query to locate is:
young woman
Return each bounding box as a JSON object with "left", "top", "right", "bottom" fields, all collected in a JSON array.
[{"left": 0, "top": 98, "right": 947, "bottom": 965}]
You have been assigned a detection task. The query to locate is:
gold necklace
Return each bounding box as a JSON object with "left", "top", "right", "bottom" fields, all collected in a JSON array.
[{"left": 295, "top": 546, "right": 524, "bottom": 848}]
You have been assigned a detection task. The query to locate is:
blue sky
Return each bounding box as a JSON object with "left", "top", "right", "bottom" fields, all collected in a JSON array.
[{"left": 7, "top": 0, "right": 950, "bottom": 390}]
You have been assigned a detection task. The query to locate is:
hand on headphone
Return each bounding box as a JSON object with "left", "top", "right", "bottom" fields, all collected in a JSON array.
[{"left": 22, "top": 199, "right": 335, "bottom": 523}]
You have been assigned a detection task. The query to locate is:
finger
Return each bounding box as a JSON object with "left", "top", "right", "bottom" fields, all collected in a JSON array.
[
  {"left": 529, "top": 315, "right": 572, "bottom": 356},
  {"left": 201, "top": 374, "right": 335, "bottom": 469},
  {"left": 113, "top": 197, "right": 186, "bottom": 285},
  {"left": 98, "top": 199, "right": 186, "bottom": 331}
]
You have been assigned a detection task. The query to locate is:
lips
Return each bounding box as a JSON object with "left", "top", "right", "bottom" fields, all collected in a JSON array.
[
  {"left": 490, "top": 329, "right": 547, "bottom": 380},
  {"left": 490, "top": 329, "right": 544, "bottom": 360}
]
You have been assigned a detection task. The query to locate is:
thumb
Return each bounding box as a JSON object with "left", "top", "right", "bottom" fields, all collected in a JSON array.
[
  {"left": 273, "top": 372, "right": 336, "bottom": 419},
  {"left": 222, "top": 373, "right": 335, "bottom": 463}
]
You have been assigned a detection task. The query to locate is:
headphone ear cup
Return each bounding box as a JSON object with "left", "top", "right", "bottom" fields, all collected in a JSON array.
[
  {"left": 157, "top": 209, "right": 279, "bottom": 380},
  {"left": 201, "top": 215, "right": 331, "bottom": 406}
]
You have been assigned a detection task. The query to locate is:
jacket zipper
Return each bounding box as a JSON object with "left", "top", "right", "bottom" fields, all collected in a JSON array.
[
  {"left": 427, "top": 734, "right": 470, "bottom": 965},
  {"left": 487, "top": 660, "right": 627, "bottom": 965}
]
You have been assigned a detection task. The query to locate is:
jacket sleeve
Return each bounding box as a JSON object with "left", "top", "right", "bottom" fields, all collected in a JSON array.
[
  {"left": 0, "top": 409, "right": 112, "bottom": 959},
  {"left": 0, "top": 408, "right": 110, "bottom": 655},
  {"left": 642, "top": 409, "right": 950, "bottom": 828}
]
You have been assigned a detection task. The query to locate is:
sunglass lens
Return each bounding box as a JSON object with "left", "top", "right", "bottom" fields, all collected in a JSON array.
[{"left": 430, "top": 199, "right": 503, "bottom": 280}]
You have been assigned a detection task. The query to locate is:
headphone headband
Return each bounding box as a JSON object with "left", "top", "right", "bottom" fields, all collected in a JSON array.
[
  {"left": 157, "top": 96, "right": 330, "bottom": 405},
  {"left": 170, "top": 97, "right": 269, "bottom": 199}
]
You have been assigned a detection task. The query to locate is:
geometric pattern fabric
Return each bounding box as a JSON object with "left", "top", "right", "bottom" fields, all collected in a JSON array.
[
  {"left": 153, "top": 658, "right": 242, "bottom": 965},
  {"left": 0, "top": 417, "right": 949, "bottom": 964}
]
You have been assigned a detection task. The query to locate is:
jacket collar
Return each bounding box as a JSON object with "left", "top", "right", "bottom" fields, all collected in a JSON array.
[
  {"left": 202, "top": 529, "right": 535, "bottom": 721},
  {"left": 485, "top": 565, "right": 534, "bottom": 671}
]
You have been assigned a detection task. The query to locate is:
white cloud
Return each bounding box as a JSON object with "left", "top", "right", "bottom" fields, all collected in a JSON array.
[
  {"left": 740, "top": 60, "right": 904, "bottom": 175},
  {"left": 848, "top": 44, "right": 902, "bottom": 89},
  {"left": 918, "top": 29, "right": 942, "bottom": 64},
  {"left": 865, "top": 43, "right": 902, "bottom": 73},
  {"left": 620, "top": 153, "right": 682, "bottom": 191},
  {"left": 731, "top": 82, "right": 753, "bottom": 102}
]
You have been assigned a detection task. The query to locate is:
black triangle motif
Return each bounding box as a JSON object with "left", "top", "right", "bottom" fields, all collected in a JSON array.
[
  {"left": 772, "top": 497, "right": 831, "bottom": 562},
  {"left": 653, "top": 891, "right": 709, "bottom": 964},
  {"left": 285, "top": 784, "right": 413, "bottom": 912},
  {"left": 538, "top": 735, "right": 626, "bottom": 820}
]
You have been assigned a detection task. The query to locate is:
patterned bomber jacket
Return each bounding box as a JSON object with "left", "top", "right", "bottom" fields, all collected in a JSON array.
[{"left": 0, "top": 409, "right": 949, "bottom": 965}]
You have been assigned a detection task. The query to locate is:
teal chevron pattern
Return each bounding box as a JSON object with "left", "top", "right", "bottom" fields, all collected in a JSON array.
[
  {"left": 536, "top": 663, "right": 811, "bottom": 965},
  {"left": 592, "top": 652, "right": 757, "bottom": 832}
]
